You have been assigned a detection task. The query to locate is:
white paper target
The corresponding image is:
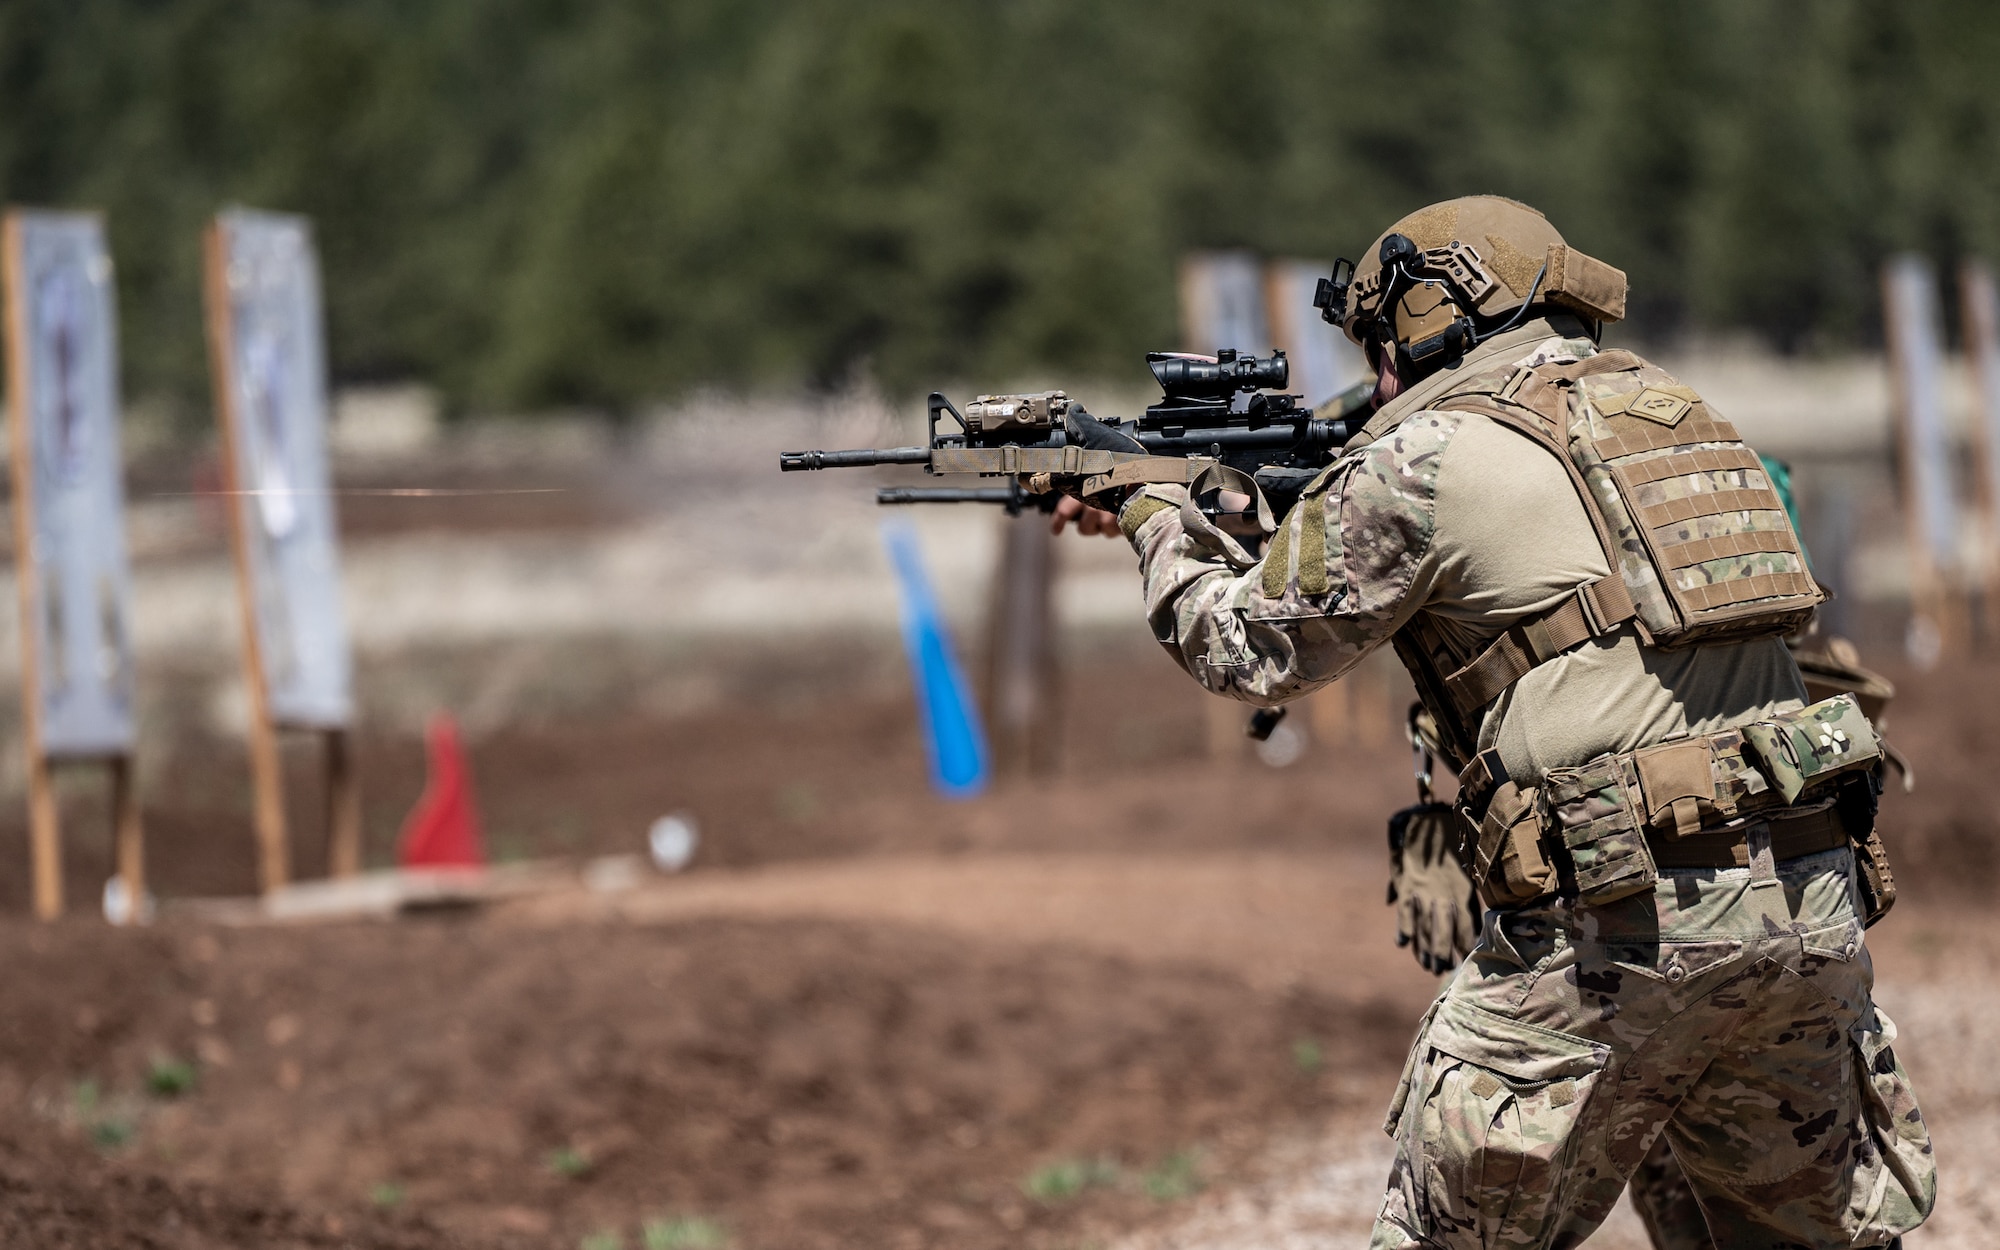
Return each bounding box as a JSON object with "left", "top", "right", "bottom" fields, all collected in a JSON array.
[
  {"left": 213, "top": 210, "right": 351, "bottom": 728},
  {"left": 1178, "top": 251, "right": 1272, "bottom": 356},
  {"left": 8, "top": 212, "right": 136, "bottom": 757},
  {"left": 1266, "top": 259, "right": 1372, "bottom": 409},
  {"left": 1883, "top": 255, "right": 1961, "bottom": 580}
]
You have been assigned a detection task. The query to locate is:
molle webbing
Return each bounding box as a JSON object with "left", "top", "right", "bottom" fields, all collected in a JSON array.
[
  {"left": 1436, "top": 351, "right": 1822, "bottom": 649},
  {"left": 1592, "top": 415, "right": 1739, "bottom": 459},
  {"left": 1617, "top": 446, "right": 1765, "bottom": 487},
  {"left": 1639, "top": 489, "right": 1783, "bottom": 528},
  {"left": 1442, "top": 574, "right": 1638, "bottom": 719}
]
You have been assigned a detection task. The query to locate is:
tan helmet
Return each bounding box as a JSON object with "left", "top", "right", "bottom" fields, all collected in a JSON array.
[{"left": 1313, "top": 195, "right": 1628, "bottom": 371}]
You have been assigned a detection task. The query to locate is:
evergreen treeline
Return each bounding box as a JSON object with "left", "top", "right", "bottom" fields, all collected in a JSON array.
[{"left": 2, "top": 0, "right": 1997, "bottom": 414}]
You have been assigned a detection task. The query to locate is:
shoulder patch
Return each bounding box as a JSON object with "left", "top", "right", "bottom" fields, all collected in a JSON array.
[{"left": 1626, "top": 388, "right": 1692, "bottom": 426}]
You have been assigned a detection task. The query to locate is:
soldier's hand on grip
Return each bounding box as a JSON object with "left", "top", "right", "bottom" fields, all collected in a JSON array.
[
  {"left": 1053, "top": 406, "right": 1145, "bottom": 513},
  {"left": 1387, "top": 802, "right": 1481, "bottom": 975},
  {"left": 1049, "top": 495, "right": 1123, "bottom": 538}
]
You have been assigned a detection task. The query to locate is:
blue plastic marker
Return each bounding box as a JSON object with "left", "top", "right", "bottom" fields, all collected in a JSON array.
[{"left": 881, "top": 520, "right": 990, "bottom": 798}]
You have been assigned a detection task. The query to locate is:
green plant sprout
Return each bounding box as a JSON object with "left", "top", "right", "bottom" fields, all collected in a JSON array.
[
  {"left": 1022, "top": 1156, "right": 1121, "bottom": 1203},
  {"left": 642, "top": 1215, "right": 729, "bottom": 1249}
]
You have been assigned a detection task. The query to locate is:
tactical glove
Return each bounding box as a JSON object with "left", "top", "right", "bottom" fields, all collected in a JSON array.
[
  {"left": 1058, "top": 406, "right": 1146, "bottom": 511},
  {"left": 1387, "top": 802, "right": 1481, "bottom": 975}
]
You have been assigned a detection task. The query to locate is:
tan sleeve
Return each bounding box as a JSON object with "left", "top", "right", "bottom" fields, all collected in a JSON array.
[{"left": 1424, "top": 413, "right": 1610, "bottom": 625}]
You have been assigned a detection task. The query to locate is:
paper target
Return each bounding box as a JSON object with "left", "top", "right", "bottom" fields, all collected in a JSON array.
[{"left": 5, "top": 212, "right": 136, "bottom": 756}]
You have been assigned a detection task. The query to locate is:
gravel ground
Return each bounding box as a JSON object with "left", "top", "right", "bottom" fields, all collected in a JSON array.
[{"left": 1110, "top": 907, "right": 1996, "bottom": 1249}]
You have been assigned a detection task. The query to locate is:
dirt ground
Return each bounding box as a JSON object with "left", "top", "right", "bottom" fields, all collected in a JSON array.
[
  {"left": 0, "top": 406, "right": 1992, "bottom": 1248},
  {"left": 0, "top": 637, "right": 1996, "bottom": 1248}
]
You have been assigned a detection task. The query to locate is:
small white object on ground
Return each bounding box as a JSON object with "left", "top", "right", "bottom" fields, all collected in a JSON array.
[
  {"left": 1255, "top": 719, "right": 1308, "bottom": 769},
  {"left": 649, "top": 813, "right": 700, "bottom": 872},
  {"left": 102, "top": 874, "right": 154, "bottom": 926}
]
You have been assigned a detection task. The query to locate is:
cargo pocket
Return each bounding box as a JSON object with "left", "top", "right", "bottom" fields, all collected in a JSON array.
[
  {"left": 1383, "top": 995, "right": 1447, "bottom": 1136},
  {"left": 1407, "top": 997, "right": 1611, "bottom": 1246},
  {"left": 1849, "top": 1004, "right": 1937, "bottom": 1232}
]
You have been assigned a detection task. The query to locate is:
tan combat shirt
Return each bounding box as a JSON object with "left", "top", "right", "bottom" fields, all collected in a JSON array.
[{"left": 1117, "top": 321, "right": 1806, "bottom": 785}]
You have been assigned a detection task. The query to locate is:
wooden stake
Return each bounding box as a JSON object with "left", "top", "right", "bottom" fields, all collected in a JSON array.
[
  {"left": 3, "top": 213, "right": 64, "bottom": 919},
  {"left": 110, "top": 754, "right": 144, "bottom": 912},
  {"left": 202, "top": 221, "right": 291, "bottom": 892},
  {"left": 23, "top": 758, "right": 60, "bottom": 919},
  {"left": 1307, "top": 680, "right": 1353, "bottom": 750},
  {"left": 324, "top": 728, "right": 361, "bottom": 877},
  {"left": 1960, "top": 259, "right": 2000, "bottom": 639},
  {"left": 983, "top": 511, "right": 1059, "bottom": 776},
  {"left": 1351, "top": 655, "right": 1392, "bottom": 749}
]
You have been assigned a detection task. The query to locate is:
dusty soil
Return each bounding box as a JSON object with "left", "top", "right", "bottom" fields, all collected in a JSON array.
[
  {"left": 0, "top": 647, "right": 1996, "bottom": 1248},
  {"left": 0, "top": 904, "right": 1415, "bottom": 1250},
  {"left": 0, "top": 644, "right": 1422, "bottom": 911}
]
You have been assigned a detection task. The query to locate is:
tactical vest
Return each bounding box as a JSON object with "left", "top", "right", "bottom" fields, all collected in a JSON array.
[{"left": 1386, "top": 348, "right": 1823, "bottom": 771}]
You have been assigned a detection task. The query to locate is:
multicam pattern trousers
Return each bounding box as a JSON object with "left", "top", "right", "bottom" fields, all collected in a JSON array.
[{"left": 1371, "top": 847, "right": 1934, "bottom": 1249}]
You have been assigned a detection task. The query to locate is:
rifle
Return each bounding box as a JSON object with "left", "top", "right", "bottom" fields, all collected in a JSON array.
[{"left": 780, "top": 349, "right": 1374, "bottom": 528}]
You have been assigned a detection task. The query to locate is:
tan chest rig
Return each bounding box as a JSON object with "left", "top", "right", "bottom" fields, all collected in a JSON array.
[
  {"left": 1391, "top": 348, "right": 1823, "bottom": 772},
  {"left": 1368, "top": 352, "right": 1880, "bottom": 916}
]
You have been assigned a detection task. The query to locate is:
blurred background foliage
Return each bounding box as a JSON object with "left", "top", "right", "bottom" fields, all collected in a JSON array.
[{"left": 2, "top": 0, "right": 1998, "bottom": 415}]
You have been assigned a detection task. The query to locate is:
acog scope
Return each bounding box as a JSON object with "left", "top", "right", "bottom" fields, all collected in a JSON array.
[{"left": 1147, "top": 349, "right": 1289, "bottom": 399}]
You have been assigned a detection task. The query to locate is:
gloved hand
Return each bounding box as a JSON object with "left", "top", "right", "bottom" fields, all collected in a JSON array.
[
  {"left": 1387, "top": 802, "right": 1481, "bottom": 975},
  {"left": 1059, "top": 405, "right": 1146, "bottom": 512}
]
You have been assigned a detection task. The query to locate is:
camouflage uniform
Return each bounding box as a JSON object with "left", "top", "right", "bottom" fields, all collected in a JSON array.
[
  {"left": 1628, "top": 1137, "right": 1714, "bottom": 1249},
  {"left": 1117, "top": 321, "right": 1935, "bottom": 1248},
  {"left": 1372, "top": 854, "right": 1929, "bottom": 1248}
]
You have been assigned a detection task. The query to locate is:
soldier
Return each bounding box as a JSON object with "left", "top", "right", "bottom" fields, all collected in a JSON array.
[{"left": 1052, "top": 196, "right": 1934, "bottom": 1248}]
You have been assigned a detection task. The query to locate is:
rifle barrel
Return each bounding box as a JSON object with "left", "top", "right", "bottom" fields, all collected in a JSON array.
[
  {"left": 779, "top": 446, "right": 931, "bottom": 471},
  {"left": 877, "top": 486, "right": 1017, "bottom": 505},
  {"left": 1135, "top": 421, "right": 1349, "bottom": 455}
]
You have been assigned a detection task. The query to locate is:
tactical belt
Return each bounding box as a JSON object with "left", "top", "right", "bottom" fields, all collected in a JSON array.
[
  {"left": 1452, "top": 746, "right": 1856, "bottom": 889},
  {"left": 1443, "top": 574, "right": 1638, "bottom": 721},
  {"left": 1456, "top": 694, "right": 1884, "bottom": 908},
  {"left": 1646, "top": 802, "right": 1849, "bottom": 869}
]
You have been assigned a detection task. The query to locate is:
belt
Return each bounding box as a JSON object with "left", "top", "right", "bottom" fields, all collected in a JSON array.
[{"left": 1646, "top": 802, "right": 1850, "bottom": 870}]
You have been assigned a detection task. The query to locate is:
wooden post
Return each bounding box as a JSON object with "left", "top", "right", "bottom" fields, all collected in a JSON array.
[
  {"left": 3, "top": 214, "right": 63, "bottom": 919},
  {"left": 1351, "top": 653, "right": 1393, "bottom": 748},
  {"left": 324, "top": 727, "right": 361, "bottom": 876},
  {"left": 202, "top": 222, "right": 291, "bottom": 892},
  {"left": 109, "top": 754, "right": 144, "bottom": 909},
  {"left": 984, "top": 511, "right": 1059, "bottom": 776},
  {"left": 1307, "top": 680, "right": 1353, "bottom": 750},
  {"left": 1960, "top": 259, "right": 2000, "bottom": 640}
]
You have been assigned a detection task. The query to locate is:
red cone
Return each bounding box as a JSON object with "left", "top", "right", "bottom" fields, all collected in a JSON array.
[{"left": 397, "top": 714, "right": 486, "bottom": 869}]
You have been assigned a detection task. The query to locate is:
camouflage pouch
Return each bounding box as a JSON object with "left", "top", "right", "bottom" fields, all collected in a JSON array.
[
  {"left": 1465, "top": 782, "right": 1556, "bottom": 909},
  {"left": 1740, "top": 694, "right": 1883, "bottom": 804},
  {"left": 1542, "top": 755, "right": 1660, "bottom": 907}
]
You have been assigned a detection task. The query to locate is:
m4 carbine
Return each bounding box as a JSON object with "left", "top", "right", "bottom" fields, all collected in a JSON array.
[{"left": 780, "top": 349, "right": 1374, "bottom": 529}]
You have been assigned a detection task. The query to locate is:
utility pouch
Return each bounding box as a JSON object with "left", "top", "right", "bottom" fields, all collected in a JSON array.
[
  {"left": 1741, "top": 694, "right": 1883, "bottom": 804},
  {"left": 1631, "top": 739, "right": 1717, "bottom": 837},
  {"left": 1542, "top": 755, "right": 1660, "bottom": 907},
  {"left": 1466, "top": 781, "right": 1554, "bottom": 909}
]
